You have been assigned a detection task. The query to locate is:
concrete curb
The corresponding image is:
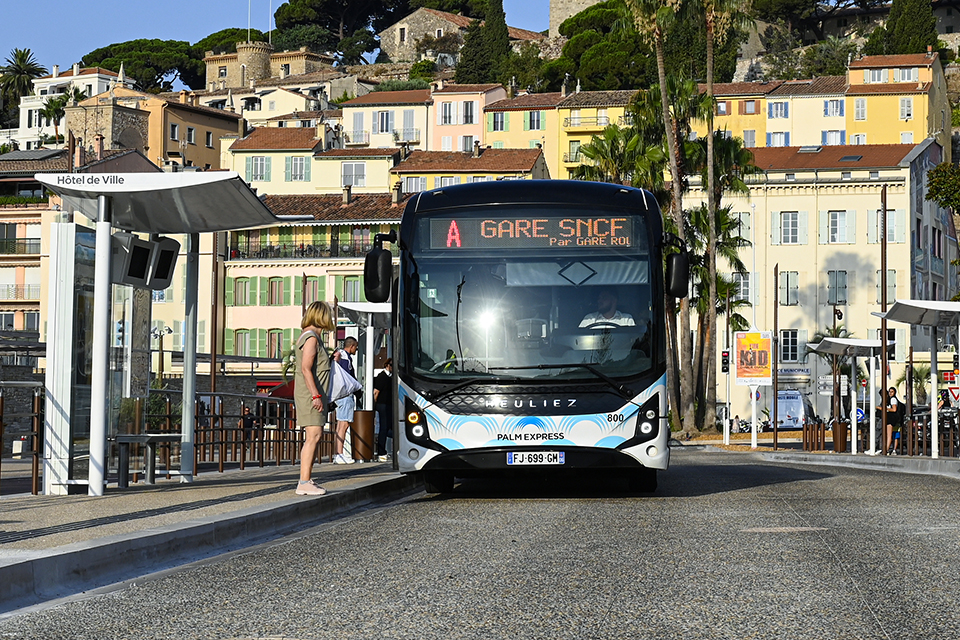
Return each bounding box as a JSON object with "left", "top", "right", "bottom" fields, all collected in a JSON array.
[
  {"left": 0, "top": 472, "right": 422, "bottom": 614},
  {"left": 758, "top": 451, "right": 960, "bottom": 481}
]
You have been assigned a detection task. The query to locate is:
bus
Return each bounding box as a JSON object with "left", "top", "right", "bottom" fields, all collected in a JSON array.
[{"left": 365, "top": 180, "right": 688, "bottom": 493}]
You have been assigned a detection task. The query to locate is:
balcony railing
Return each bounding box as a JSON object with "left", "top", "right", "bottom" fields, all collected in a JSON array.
[
  {"left": 0, "top": 239, "right": 40, "bottom": 255},
  {"left": 0, "top": 284, "right": 41, "bottom": 300},
  {"left": 344, "top": 130, "right": 370, "bottom": 146},
  {"left": 227, "top": 242, "right": 399, "bottom": 260},
  {"left": 563, "top": 151, "right": 583, "bottom": 163},
  {"left": 392, "top": 128, "right": 421, "bottom": 143},
  {"left": 563, "top": 116, "right": 610, "bottom": 129}
]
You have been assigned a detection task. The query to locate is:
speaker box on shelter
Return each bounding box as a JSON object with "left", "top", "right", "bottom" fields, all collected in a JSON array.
[{"left": 111, "top": 232, "right": 181, "bottom": 290}]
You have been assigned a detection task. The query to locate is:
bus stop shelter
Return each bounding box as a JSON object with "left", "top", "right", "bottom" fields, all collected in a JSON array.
[
  {"left": 809, "top": 338, "right": 894, "bottom": 455},
  {"left": 36, "top": 171, "right": 299, "bottom": 495},
  {"left": 874, "top": 300, "right": 960, "bottom": 459}
]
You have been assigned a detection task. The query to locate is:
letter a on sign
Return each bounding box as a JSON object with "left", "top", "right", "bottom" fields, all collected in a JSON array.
[{"left": 447, "top": 220, "right": 461, "bottom": 248}]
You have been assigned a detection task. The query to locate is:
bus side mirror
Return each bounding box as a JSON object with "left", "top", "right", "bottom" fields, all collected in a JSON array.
[
  {"left": 665, "top": 252, "right": 689, "bottom": 299},
  {"left": 364, "top": 230, "right": 397, "bottom": 303}
]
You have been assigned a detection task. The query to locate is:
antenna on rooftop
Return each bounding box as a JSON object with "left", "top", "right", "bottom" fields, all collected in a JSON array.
[
  {"left": 248, "top": 0, "right": 252, "bottom": 42},
  {"left": 269, "top": 0, "right": 273, "bottom": 45}
]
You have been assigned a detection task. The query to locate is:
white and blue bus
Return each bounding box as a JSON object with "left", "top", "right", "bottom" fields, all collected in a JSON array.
[{"left": 365, "top": 180, "right": 688, "bottom": 493}]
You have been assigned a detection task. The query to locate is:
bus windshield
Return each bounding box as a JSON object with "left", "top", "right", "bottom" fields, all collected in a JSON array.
[{"left": 405, "top": 226, "right": 656, "bottom": 383}]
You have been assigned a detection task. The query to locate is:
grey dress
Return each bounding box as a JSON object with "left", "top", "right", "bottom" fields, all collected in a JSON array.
[{"left": 294, "top": 330, "right": 331, "bottom": 428}]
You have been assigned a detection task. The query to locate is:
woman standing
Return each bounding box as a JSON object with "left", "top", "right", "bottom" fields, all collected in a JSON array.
[{"left": 293, "top": 301, "right": 336, "bottom": 495}]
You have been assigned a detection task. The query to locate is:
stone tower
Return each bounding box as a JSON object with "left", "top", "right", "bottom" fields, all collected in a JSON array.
[
  {"left": 550, "top": 0, "right": 602, "bottom": 38},
  {"left": 236, "top": 41, "right": 273, "bottom": 86}
]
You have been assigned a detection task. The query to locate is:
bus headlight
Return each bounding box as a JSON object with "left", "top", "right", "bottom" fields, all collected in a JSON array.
[
  {"left": 616, "top": 394, "right": 661, "bottom": 450},
  {"left": 404, "top": 397, "right": 446, "bottom": 452},
  {"left": 640, "top": 421, "right": 654, "bottom": 434}
]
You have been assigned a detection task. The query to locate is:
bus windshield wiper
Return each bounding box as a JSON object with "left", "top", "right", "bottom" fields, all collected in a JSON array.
[
  {"left": 424, "top": 376, "right": 522, "bottom": 402},
  {"left": 488, "top": 364, "right": 633, "bottom": 399}
]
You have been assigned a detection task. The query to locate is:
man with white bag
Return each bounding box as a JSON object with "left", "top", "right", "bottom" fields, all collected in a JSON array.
[{"left": 333, "top": 337, "right": 360, "bottom": 464}]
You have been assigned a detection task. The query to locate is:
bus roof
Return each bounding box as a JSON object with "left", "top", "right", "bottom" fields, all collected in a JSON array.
[{"left": 407, "top": 180, "right": 660, "bottom": 215}]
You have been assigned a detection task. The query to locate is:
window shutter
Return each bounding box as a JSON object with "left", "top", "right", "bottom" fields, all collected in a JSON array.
[
  {"left": 283, "top": 276, "right": 291, "bottom": 306},
  {"left": 248, "top": 277, "right": 258, "bottom": 306},
  {"left": 819, "top": 211, "right": 828, "bottom": 244},
  {"left": 524, "top": 112, "right": 530, "bottom": 131},
  {"left": 822, "top": 131, "right": 827, "bottom": 145},
  {"left": 768, "top": 102, "right": 773, "bottom": 118},
  {"left": 224, "top": 329, "right": 234, "bottom": 356},
  {"left": 304, "top": 157, "right": 311, "bottom": 182},
  {"left": 846, "top": 209, "right": 856, "bottom": 243},
  {"left": 798, "top": 211, "right": 808, "bottom": 244},
  {"left": 784, "top": 131, "right": 790, "bottom": 146},
  {"left": 285, "top": 156, "right": 291, "bottom": 182},
  {"left": 868, "top": 210, "right": 878, "bottom": 243},
  {"left": 771, "top": 211, "right": 781, "bottom": 245},
  {"left": 294, "top": 276, "right": 303, "bottom": 306},
  {"left": 823, "top": 101, "right": 828, "bottom": 117},
  {"left": 839, "top": 101, "right": 844, "bottom": 117},
  {"left": 264, "top": 157, "right": 271, "bottom": 181},
  {"left": 317, "top": 275, "right": 326, "bottom": 301},
  {"left": 779, "top": 274, "right": 788, "bottom": 304},
  {"left": 245, "top": 156, "right": 252, "bottom": 182},
  {"left": 486, "top": 112, "right": 493, "bottom": 131},
  {"left": 283, "top": 328, "right": 294, "bottom": 354},
  {"left": 225, "top": 278, "right": 235, "bottom": 306},
  {"left": 895, "top": 328, "right": 906, "bottom": 362},
  {"left": 895, "top": 210, "right": 906, "bottom": 243},
  {"left": 259, "top": 277, "right": 268, "bottom": 305},
  {"left": 258, "top": 329, "right": 267, "bottom": 357},
  {"left": 784, "top": 103, "right": 789, "bottom": 118},
  {"left": 840, "top": 130, "right": 846, "bottom": 145},
  {"left": 389, "top": 110, "right": 395, "bottom": 132},
  {"left": 828, "top": 270, "right": 837, "bottom": 303},
  {"left": 173, "top": 320, "right": 182, "bottom": 352},
  {"left": 359, "top": 275, "right": 368, "bottom": 303},
  {"left": 766, "top": 132, "right": 772, "bottom": 147},
  {"left": 437, "top": 104, "right": 443, "bottom": 125}
]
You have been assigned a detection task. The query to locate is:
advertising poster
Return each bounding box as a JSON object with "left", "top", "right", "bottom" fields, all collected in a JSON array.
[{"left": 735, "top": 331, "right": 772, "bottom": 386}]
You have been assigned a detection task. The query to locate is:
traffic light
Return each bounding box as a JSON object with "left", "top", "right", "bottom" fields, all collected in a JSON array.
[
  {"left": 954, "top": 352, "right": 958, "bottom": 372},
  {"left": 721, "top": 350, "right": 730, "bottom": 373}
]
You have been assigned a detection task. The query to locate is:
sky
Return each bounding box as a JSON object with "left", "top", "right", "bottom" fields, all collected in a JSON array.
[{"left": 1, "top": 0, "right": 550, "bottom": 74}]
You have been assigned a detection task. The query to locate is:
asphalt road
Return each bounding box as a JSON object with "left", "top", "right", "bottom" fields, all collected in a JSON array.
[{"left": 2, "top": 449, "right": 958, "bottom": 639}]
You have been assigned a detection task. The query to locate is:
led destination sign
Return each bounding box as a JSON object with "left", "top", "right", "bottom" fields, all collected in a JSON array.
[{"left": 429, "top": 216, "right": 634, "bottom": 249}]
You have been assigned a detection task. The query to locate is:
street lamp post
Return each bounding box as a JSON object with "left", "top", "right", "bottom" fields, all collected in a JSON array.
[{"left": 152, "top": 326, "right": 173, "bottom": 382}]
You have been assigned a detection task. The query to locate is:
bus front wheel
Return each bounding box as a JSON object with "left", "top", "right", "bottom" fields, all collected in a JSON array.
[
  {"left": 628, "top": 468, "right": 657, "bottom": 494},
  {"left": 423, "top": 471, "right": 454, "bottom": 494}
]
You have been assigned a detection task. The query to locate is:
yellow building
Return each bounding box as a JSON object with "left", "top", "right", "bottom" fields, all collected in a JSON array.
[
  {"left": 556, "top": 89, "right": 637, "bottom": 179},
  {"left": 846, "top": 52, "right": 951, "bottom": 160},
  {"left": 695, "top": 81, "right": 784, "bottom": 147},
  {"left": 222, "top": 127, "right": 325, "bottom": 195},
  {"left": 390, "top": 148, "right": 548, "bottom": 193},
  {"left": 763, "top": 76, "right": 848, "bottom": 147},
  {"left": 484, "top": 92, "right": 563, "bottom": 179},
  {"left": 67, "top": 87, "right": 243, "bottom": 170},
  {"left": 340, "top": 89, "right": 433, "bottom": 149}
]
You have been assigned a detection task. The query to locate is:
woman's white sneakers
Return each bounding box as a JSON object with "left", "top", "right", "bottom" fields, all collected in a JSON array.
[
  {"left": 333, "top": 453, "right": 356, "bottom": 465},
  {"left": 295, "top": 479, "right": 327, "bottom": 496}
]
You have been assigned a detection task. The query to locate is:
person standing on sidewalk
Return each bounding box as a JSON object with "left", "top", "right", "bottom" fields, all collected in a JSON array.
[
  {"left": 373, "top": 359, "right": 394, "bottom": 462},
  {"left": 884, "top": 387, "right": 902, "bottom": 455},
  {"left": 333, "top": 336, "right": 360, "bottom": 464},
  {"left": 293, "top": 301, "right": 336, "bottom": 495}
]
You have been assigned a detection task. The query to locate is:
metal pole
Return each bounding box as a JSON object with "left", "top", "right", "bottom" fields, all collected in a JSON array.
[
  {"left": 365, "top": 311, "right": 375, "bottom": 410},
  {"left": 869, "top": 353, "right": 877, "bottom": 454},
  {"left": 180, "top": 232, "right": 200, "bottom": 481},
  {"left": 724, "top": 295, "right": 730, "bottom": 446},
  {"left": 772, "top": 264, "right": 779, "bottom": 451},
  {"left": 931, "top": 326, "right": 939, "bottom": 459},
  {"left": 89, "top": 195, "right": 112, "bottom": 496},
  {"left": 750, "top": 385, "right": 758, "bottom": 449},
  {"left": 850, "top": 353, "right": 857, "bottom": 455},
  {"left": 210, "top": 232, "right": 219, "bottom": 393},
  {"left": 880, "top": 185, "right": 889, "bottom": 452}
]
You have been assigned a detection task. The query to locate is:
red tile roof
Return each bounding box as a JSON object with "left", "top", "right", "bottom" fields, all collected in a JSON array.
[
  {"left": 421, "top": 8, "right": 544, "bottom": 40},
  {"left": 39, "top": 66, "right": 119, "bottom": 80},
  {"left": 768, "top": 76, "right": 847, "bottom": 96},
  {"left": 557, "top": 89, "right": 638, "bottom": 108},
  {"left": 846, "top": 82, "right": 931, "bottom": 95},
  {"left": 433, "top": 83, "right": 503, "bottom": 94},
  {"left": 486, "top": 92, "right": 564, "bottom": 111},
  {"left": 264, "top": 193, "right": 408, "bottom": 222},
  {"left": 229, "top": 128, "right": 324, "bottom": 151},
  {"left": 340, "top": 89, "right": 432, "bottom": 106},
  {"left": 704, "top": 81, "right": 784, "bottom": 97},
  {"left": 748, "top": 144, "right": 915, "bottom": 171},
  {"left": 391, "top": 148, "right": 542, "bottom": 173},
  {"left": 849, "top": 53, "right": 938, "bottom": 68}
]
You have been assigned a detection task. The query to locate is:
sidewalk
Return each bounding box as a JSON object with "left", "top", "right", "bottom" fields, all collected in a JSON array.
[{"left": 0, "top": 459, "right": 420, "bottom": 615}]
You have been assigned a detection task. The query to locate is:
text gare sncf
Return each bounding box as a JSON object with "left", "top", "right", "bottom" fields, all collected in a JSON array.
[{"left": 431, "top": 216, "right": 634, "bottom": 250}]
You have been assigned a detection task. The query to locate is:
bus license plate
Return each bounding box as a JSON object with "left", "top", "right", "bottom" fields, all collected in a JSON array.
[{"left": 507, "top": 451, "right": 564, "bottom": 465}]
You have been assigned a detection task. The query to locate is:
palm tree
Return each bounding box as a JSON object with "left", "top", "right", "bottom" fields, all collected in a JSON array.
[
  {"left": 895, "top": 363, "right": 931, "bottom": 406},
  {"left": 809, "top": 324, "right": 861, "bottom": 420},
  {"left": 572, "top": 124, "right": 666, "bottom": 187},
  {"left": 65, "top": 86, "right": 89, "bottom": 104},
  {"left": 40, "top": 94, "right": 67, "bottom": 148},
  {"left": 0, "top": 48, "right": 46, "bottom": 102}
]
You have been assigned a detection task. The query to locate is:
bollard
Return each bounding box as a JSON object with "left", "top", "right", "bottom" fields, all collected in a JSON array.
[{"left": 351, "top": 410, "right": 375, "bottom": 461}]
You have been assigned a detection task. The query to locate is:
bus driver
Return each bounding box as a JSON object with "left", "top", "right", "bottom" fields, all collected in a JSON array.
[{"left": 579, "top": 288, "right": 635, "bottom": 328}]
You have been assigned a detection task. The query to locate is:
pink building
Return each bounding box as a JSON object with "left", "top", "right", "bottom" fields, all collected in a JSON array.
[{"left": 430, "top": 82, "right": 506, "bottom": 152}]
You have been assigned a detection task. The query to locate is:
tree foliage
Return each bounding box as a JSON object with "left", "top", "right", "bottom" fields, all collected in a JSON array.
[
  {"left": 82, "top": 39, "right": 203, "bottom": 92},
  {"left": 863, "top": 0, "right": 937, "bottom": 55},
  {"left": 408, "top": 59, "right": 437, "bottom": 80},
  {"left": 496, "top": 42, "right": 546, "bottom": 92},
  {"left": 274, "top": 0, "right": 412, "bottom": 40},
  {"left": 338, "top": 29, "right": 379, "bottom": 65},
  {"left": 0, "top": 48, "right": 47, "bottom": 101},
  {"left": 454, "top": 20, "right": 489, "bottom": 83},
  {"left": 273, "top": 24, "right": 339, "bottom": 53},
  {"left": 194, "top": 28, "right": 268, "bottom": 54},
  {"left": 925, "top": 162, "right": 960, "bottom": 212},
  {"left": 372, "top": 78, "right": 431, "bottom": 91},
  {"left": 410, "top": 0, "right": 487, "bottom": 18}
]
